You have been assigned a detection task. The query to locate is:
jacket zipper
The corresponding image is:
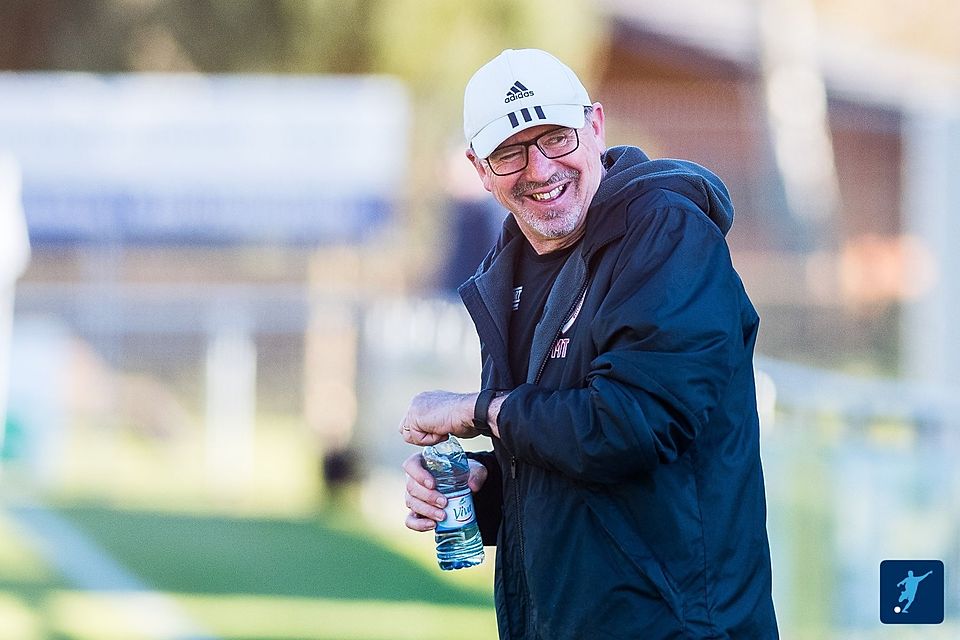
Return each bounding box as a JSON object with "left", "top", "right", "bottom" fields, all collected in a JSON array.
[
  {"left": 512, "top": 274, "right": 589, "bottom": 570},
  {"left": 511, "top": 457, "right": 524, "bottom": 566},
  {"left": 532, "top": 277, "right": 589, "bottom": 386}
]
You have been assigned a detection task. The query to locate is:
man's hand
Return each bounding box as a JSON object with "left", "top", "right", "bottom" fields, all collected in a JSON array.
[
  {"left": 402, "top": 451, "right": 488, "bottom": 532},
  {"left": 398, "top": 390, "right": 478, "bottom": 446}
]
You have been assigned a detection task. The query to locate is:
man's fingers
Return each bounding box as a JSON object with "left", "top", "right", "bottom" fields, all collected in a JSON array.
[
  {"left": 467, "top": 460, "right": 489, "bottom": 493},
  {"left": 405, "top": 510, "right": 438, "bottom": 532},
  {"left": 403, "top": 429, "right": 447, "bottom": 447},
  {"left": 401, "top": 452, "right": 435, "bottom": 489},
  {"left": 406, "top": 476, "right": 446, "bottom": 508},
  {"left": 405, "top": 492, "right": 446, "bottom": 521},
  {"left": 403, "top": 453, "right": 446, "bottom": 514},
  {"left": 397, "top": 391, "right": 475, "bottom": 444}
]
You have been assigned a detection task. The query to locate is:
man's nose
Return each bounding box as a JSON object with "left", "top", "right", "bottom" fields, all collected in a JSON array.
[{"left": 523, "top": 144, "right": 555, "bottom": 181}]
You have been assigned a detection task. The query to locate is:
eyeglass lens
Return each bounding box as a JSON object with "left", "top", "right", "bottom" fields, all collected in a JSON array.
[{"left": 487, "top": 127, "right": 579, "bottom": 176}]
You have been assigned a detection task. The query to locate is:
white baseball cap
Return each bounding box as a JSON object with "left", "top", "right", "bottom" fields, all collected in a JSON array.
[{"left": 464, "top": 49, "right": 591, "bottom": 159}]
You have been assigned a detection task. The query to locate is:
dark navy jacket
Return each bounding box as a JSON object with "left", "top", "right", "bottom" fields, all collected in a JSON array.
[{"left": 459, "top": 146, "right": 779, "bottom": 639}]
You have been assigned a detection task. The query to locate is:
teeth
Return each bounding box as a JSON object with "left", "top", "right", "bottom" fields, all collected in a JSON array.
[{"left": 530, "top": 184, "right": 565, "bottom": 201}]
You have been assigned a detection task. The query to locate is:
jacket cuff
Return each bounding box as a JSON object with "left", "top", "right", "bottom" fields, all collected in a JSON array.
[{"left": 497, "top": 383, "right": 535, "bottom": 457}]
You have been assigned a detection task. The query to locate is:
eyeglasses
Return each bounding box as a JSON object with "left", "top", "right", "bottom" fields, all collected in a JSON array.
[{"left": 486, "top": 126, "right": 580, "bottom": 176}]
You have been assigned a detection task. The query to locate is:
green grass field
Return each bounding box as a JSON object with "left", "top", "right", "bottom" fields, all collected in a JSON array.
[
  {"left": 0, "top": 501, "right": 497, "bottom": 640},
  {"left": 0, "top": 413, "right": 499, "bottom": 640}
]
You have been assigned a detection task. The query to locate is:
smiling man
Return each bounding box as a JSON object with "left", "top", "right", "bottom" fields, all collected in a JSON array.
[{"left": 399, "top": 48, "right": 779, "bottom": 639}]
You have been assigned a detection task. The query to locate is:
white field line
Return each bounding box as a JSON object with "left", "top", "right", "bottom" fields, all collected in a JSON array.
[{"left": 6, "top": 503, "right": 221, "bottom": 640}]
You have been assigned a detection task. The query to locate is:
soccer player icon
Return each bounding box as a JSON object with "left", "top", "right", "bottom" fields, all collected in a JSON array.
[{"left": 897, "top": 570, "right": 933, "bottom": 613}]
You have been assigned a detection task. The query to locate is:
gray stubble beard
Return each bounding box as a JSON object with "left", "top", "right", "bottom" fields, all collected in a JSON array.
[{"left": 512, "top": 170, "right": 584, "bottom": 239}]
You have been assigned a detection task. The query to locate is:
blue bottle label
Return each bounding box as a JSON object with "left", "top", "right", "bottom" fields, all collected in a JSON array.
[{"left": 436, "top": 488, "right": 476, "bottom": 532}]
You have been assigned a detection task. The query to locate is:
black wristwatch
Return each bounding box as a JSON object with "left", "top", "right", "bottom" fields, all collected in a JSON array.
[{"left": 473, "top": 389, "right": 504, "bottom": 438}]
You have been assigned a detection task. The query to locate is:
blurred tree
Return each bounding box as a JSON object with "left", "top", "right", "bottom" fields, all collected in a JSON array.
[
  {"left": 0, "top": 0, "right": 136, "bottom": 71},
  {"left": 277, "top": 0, "right": 376, "bottom": 74},
  {"left": 0, "top": 0, "right": 377, "bottom": 73},
  {"left": 142, "top": 1, "right": 378, "bottom": 74}
]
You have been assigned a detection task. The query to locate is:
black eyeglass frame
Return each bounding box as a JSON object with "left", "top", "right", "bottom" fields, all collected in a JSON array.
[{"left": 484, "top": 126, "right": 580, "bottom": 177}]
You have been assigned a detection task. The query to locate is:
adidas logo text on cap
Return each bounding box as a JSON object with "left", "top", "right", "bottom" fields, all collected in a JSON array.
[
  {"left": 505, "top": 81, "right": 535, "bottom": 103},
  {"left": 464, "top": 48, "right": 591, "bottom": 158}
]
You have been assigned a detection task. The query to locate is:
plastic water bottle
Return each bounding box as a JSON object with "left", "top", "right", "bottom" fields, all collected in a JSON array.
[{"left": 422, "top": 436, "right": 485, "bottom": 570}]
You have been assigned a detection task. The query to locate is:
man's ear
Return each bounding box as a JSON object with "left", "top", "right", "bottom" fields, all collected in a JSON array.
[
  {"left": 587, "top": 102, "right": 606, "bottom": 150},
  {"left": 465, "top": 148, "right": 494, "bottom": 193}
]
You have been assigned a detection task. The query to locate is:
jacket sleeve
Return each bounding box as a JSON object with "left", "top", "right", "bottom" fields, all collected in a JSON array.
[
  {"left": 498, "top": 204, "right": 747, "bottom": 484},
  {"left": 465, "top": 450, "right": 502, "bottom": 545}
]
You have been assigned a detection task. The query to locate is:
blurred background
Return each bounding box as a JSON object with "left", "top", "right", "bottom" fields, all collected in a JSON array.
[{"left": 0, "top": 0, "right": 958, "bottom": 638}]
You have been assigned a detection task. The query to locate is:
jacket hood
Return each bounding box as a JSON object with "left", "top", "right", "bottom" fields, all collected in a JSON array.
[{"left": 594, "top": 146, "right": 734, "bottom": 236}]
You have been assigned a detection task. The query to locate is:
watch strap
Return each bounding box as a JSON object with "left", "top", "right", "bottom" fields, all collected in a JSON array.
[{"left": 473, "top": 389, "right": 498, "bottom": 437}]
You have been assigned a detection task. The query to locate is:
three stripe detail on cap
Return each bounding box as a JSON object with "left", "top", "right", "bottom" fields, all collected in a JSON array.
[{"left": 507, "top": 106, "right": 546, "bottom": 128}]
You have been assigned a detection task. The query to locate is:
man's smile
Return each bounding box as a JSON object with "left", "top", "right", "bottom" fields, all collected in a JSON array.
[{"left": 528, "top": 182, "right": 570, "bottom": 202}]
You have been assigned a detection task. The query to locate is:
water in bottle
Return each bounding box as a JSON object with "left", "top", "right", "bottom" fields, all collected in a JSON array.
[{"left": 422, "top": 436, "right": 485, "bottom": 570}]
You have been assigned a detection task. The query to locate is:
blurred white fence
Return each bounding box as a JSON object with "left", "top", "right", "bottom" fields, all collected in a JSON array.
[{"left": 755, "top": 355, "right": 960, "bottom": 638}]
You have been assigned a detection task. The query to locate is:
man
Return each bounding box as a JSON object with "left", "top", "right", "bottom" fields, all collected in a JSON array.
[
  {"left": 897, "top": 570, "right": 933, "bottom": 613},
  {"left": 399, "top": 48, "right": 778, "bottom": 639}
]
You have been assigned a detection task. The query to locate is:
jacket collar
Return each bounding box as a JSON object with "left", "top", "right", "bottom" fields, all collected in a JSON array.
[
  {"left": 458, "top": 165, "right": 630, "bottom": 387},
  {"left": 493, "top": 177, "right": 629, "bottom": 267},
  {"left": 462, "top": 154, "right": 633, "bottom": 317},
  {"left": 580, "top": 185, "right": 628, "bottom": 262}
]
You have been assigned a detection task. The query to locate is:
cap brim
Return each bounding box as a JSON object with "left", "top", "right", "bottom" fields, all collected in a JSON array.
[{"left": 470, "top": 104, "right": 586, "bottom": 159}]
